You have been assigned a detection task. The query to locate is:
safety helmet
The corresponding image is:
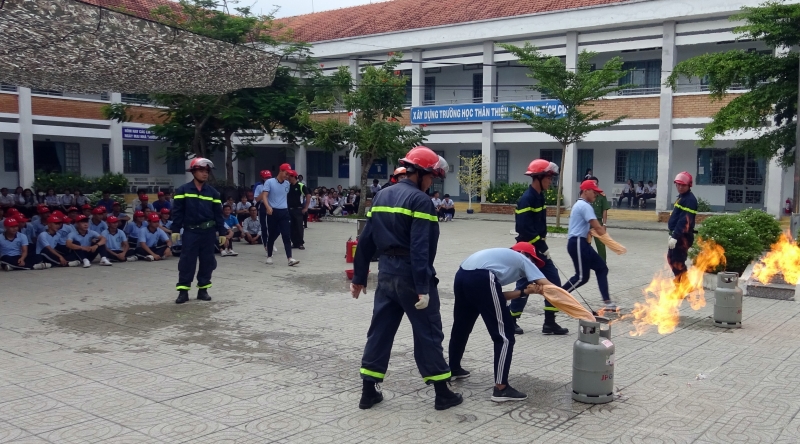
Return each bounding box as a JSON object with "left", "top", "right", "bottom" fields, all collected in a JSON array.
[
  {"left": 398, "top": 146, "right": 448, "bottom": 178},
  {"left": 525, "top": 159, "right": 559, "bottom": 177},
  {"left": 147, "top": 213, "right": 160, "bottom": 222},
  {"left": 260, "top": 170, "right": 273, "bottom": 180},
  {"left": 46, "top": 215, "right": 63, "bottom": 224},
  {"left": 107, "top": 216, "right": 119, "bottom": 224},
  {"left": 160, "top": 208, "right": 170, "bottom": 214},
  {"left": 510, "top": 242, "right": 545, "bottom": 268},
  {"left": 674, "top": 171, "right": 693, "bottom": 187},
  {"left": 92, "top": 207, "right": 104, "bottom": 215},
  {"left": 134, "top": 210, "right": 145, "bottom": 218},
  {"left": 37, "top": 206, "right": 50, "bottom": 214},
  {"left": 187, "top": 157, "right": 214, "bottom": 172},
  {"left": 3, "top": 217, "right": 18, "bottom": 228},
  {"left": 390, "top": 167, "right": 408, "bottom": 184}
]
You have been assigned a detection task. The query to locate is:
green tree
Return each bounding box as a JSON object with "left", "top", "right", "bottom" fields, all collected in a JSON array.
[
  {"left": 665, "top": 1, "right": 800, "bottom": 209},
  {"left": 300, "top": 54, "right": 428, "bottom": 217},
  {"left": 499, "top": 43, "right": 630, "bottom": 227},
  {"left": 457, "top": 154, "right": 489, "bottom": 212}
]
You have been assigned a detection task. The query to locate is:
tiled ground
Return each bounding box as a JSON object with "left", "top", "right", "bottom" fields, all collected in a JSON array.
[{"left": 1, "top": 218, "right": 798, "bottom": 443}]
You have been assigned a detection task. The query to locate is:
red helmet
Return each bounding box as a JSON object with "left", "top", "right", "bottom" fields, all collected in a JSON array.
[
  {"left": 160, "top": 208, "right": 170, "bottom": 214},
  {"left": 260, "top": 170, "right": 273, "bottom": 180},
  {"left": 398, "top": 146, "right": 448, "bottom": 178},
  {"left": 147, "top": 213, "right": 160, "bottom": 222},
  {"left": 187, "top": 157, "right": 214, "bottom": 172},
  {"left": 525, "top": 159, "right": 559, "bottom": 177},
  {"left": 3, "top": 217, "right": 19, "bottom": 228},
  {"left": 106, "top": 216, "right": 119, "bottom": 224},
  {"left": 46, "top": 215, "right": 63, "bottom": 224},
  {"left": 37, "top": 206, "right": 50, "bottom": 214},
  {"left": 674, "top": 171, "right": 693, "bottom": 187},
  {"left": 390, "top": 167, "right": 407, "bottom": 184},
  {"left": 92, "top": 207, "right": 104, "bottom": 215},
  {"left": 510, "top": 242, "right": 545, "bottom": 268},
  {"left": 134, "top": 210, "right": 145, "bottom": 218}
]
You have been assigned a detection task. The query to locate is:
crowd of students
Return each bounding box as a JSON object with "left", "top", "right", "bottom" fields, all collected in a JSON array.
[{"left": 618, "top": 179, "right": 657, "bottom": 208}]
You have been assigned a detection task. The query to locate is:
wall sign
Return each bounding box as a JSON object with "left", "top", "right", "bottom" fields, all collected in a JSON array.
[
  {"left": 122, "top": 127, "right": 158, "bottom": 141},
  {"left": 410, "top": 100, "right": 565, "bottom": 124}
]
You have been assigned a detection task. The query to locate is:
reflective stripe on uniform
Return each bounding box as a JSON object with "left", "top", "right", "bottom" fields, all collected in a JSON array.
[
  {"left": 360, "top": 368, "right": 385, "bottom": 379},
  {"left": 674, "top": 202, "right": 697, "bottom": 214},
  {"left": 197, "top": 283, "right": 212, "bottom": 289},
  {"left": 176, "top": 285, "right": 191, "bottom": 290},
  {"left": 174, "top": 193, "right": 221, "bottom": 204},
  {"left": 527, "top": 236, "right": 541, "bottom": 244},
  {"left": 543, "top": 306, "right": 560, "bottom": 312},
  {"left": 515, "top": 206, "right": 545, "bottom": 214},
  {"left": 423, "top": 371, "right": 452, "bottom": 383},
  {"left": 510, "top": 311, "right": 522, "bottom": 317},
  {"left": 367, "top": 206, "right": 438, "bottom": 222}
]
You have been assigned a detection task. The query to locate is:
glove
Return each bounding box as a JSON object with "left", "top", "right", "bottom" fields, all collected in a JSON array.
[
  {"left": 540, "top": 249, "right": 551, "bottom": 260},
  {"left": 668, "top": 237, "right": 677, "bottom": 249},
  {"left": 171, "top": 233, "right": 180, "bottom": 244},
  {"left": 415, "top": 294, "right": 430, "bottom": 310}
]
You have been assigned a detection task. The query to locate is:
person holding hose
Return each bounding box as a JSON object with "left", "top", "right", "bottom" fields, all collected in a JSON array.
[
  {"left": 589, "top": 177, "right": 610, "bottom": 262},
  {"left": 667, "top": 172, "right": 698, "bottom": 285}
]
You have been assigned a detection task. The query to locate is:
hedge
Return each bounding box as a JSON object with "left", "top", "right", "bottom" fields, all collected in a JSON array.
[
  {"left": 689, "top": 214, "right": 762, "bottom": 274},
  {"left": 33, "top": 172, "right": 129, "bottom": 195},
  {"left": 486, "top": 182, "right": 562, "bottom": 206}
]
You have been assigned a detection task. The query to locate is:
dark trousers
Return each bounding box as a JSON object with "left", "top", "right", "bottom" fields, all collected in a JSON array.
[
  {"left": 107, "top": 249, "right": 135, "bottom": 261},
  {"left": 257, "top": 204, "right": 269, "bottom": 249},
  {"left": 267, "top": 208, "right": 292, "bottom": 259},
  {"left": 55, "top": 245, "right": 79, "bottom": 262},
  {"left": 66, "top": 245, "right": 108, "bottom": 263},
  {"left": 1, "top": 254, "right": 41, "bottom": 270},
  {"left": 135, "top": 243, "right": 168, "bottom": 259},
  {"left": 563, "top": 236, "right": 610, "bottom": 301},
  {"left": 41, "top": 250, "right": 68, "bottom": 266},
  {"left": 449, "top": 268, "right": 515, "bottom": 386},
  {"left": 442, "top": 208, "right": 455, "bottom": 218},
  {"left": 289, "top": 208, "right": 305, "bottom": 247},
  {"left": 668, "top": 233, "right": 694, "bottom": 281},
  {"left": 303, "top": 212, "right": 308, "bottom": 228},
  {"left": 618, "top": 192, "right": 635, "bottom": 207},
  {"left": 360, "top": 273, "right": 451, "bottom": 384},
  {"left": 176, "top": 228, "right": 217, "bottom": 291},
  {"left": 508, "top": 255, "right": 561, "bottom": 318}
]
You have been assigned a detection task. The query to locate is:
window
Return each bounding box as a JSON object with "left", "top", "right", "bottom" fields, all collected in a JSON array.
[
  {"left": 31, "top": 89, "right": 62, "bottom": 96},
  {"left": 64, "top": 143, "right": 80, "bottom": 173},
  {"left": 472, "top": 73, "right": 483, "bottom": 103},
  {"left": 619, "top": 60, "right": 662, "bottom": 95},
  {"left": 495, "top": 150, "right": 509, "bottom": 184},
  {"left": 308, "top": 151, "right": 333, "bottom": 177},
  {"left": 338, "top": 155, "right": 349, "bottom": 178},
  {"left": 166, "top": 153, "right": 184, "bottom": 174},
  {"left": 424, "top": 77, "right": 436, "bottom": 105},
  {"left": 696, "top": 149, "right": 727, "bottom": 185},
  {"left": 540, "top": 149, "right": 563, "bottom": 187},
  {"left": 614, "top": 149, "right": 658, "bottom": 183},
  {"left": 123, "top": 145, "right": 149, "bottom": 174},
  {"left": 404, "top": 76, "right": 412, "bottom": 106},
  {"left": 121, "top": 94, "right": 151, "bottom": 105},
  {"left": 3, "top": 139, "right": 18, "bottom": 172},
  {"left": 577, "top": 149, "right": 594, "bottom": 182},
  {"left": 102, "top": 144, "right": 110, "bottom": 173},
  {"left": 0, "top": 84, "right": 17, "bottom": 92}
]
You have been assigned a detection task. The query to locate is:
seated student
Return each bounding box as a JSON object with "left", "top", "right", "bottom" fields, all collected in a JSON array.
[
  {"left": 158, "top": 208, "right": 172, "bottom": 235},
  {"left": 225, "top": 196, "right": 236, "bottom": 212},
  {"left": 96, "top": 191, "right": 116, "bottom": 212},
  {"left": 220, "top": 205, "right": 241, "bottom": 257},
  {"left": 31, "top": 206, "right": 50, "bottom": 237},
  {"left": 640, "top": 181, "right": 657, "bottom": 207},
  {"left": 17, "top": 188, "right": 36, "bottom": 218},
  {"left": 109, "top": 202, "right": 130, "bottom": 229},
  {"left": 101, "top": 216, "right": 137, "bottom": 262},
  {"left": 634, "top": 181, "right": 645, "bottom": 208},
  {"left": 43, "top": 188, "right": 60, "bottom": 210},
  {"left": 0, "top": 187, "right": 15, "bottom": 212},
  {"left": 431, "top": 191, "right": 444, "bottom": 221},
  {"left": 67, "top": 206, "right": 80, "bottom": 221},
  {"left": 60, "top": 188, "right": 75, "bottom": 212},
  {"left": 17, "top": 215, "right": 37, "bottom": 248},
  {"left": 152, "top": 191, "right": 171, "bottom": 213},
  {"left": 441, "top": 194, "right": 456, "bottom": 222},
  {"left": 307, "top": 192, "right": 323, "bottom": 220},
  {"left": 235, "top": 195, "right": 252, "bottom": 224},
  {"left": 66, "top": 215, "right": 110, "bottom": 268},
  {"left": 242, "top": 206, "right": 262, "bottom": 245},
  {"left": 222, "top": 204, "right": 243, "bottom": 243},
  {"left": 136, "top": 213, "right": 172, "bottom": 261},
  {"left": 124, "top": 211, "right": 146, "bottom": 246},
  {"left": 134, "top": 194, "right": 155, "bottom": 212},
  {"left": 1, "top": 217, "right": 50, "bottom": 270},
  {"left": 37, "top": 215, "right": 81, "bottom": 267},
  {"left": 89, "top": 207, "right": 108, "bottom": 234},
  {"left": 74, "top": 190, "right": 89, "bottom": 208}
]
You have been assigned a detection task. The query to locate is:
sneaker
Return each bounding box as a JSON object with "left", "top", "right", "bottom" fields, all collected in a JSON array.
[
  {"left": 451, "top": 368, "right": 471, "bottom": 380},
  {"left": 491, "top": 385, "right": 527, "bottom": 402},
  {"left": 266, "top": 257, "right": 273, "bottom": 265},
  {"left": 513, "top": 318, "right": 524, "bottom": 335},
  {"left": 358, "top": 383, "right": 384, "bottom": 410},
  {"left": 298, "top": 245, "right": 305, "bottom": 250},
  {"left": 288, "top": 258, "right": 300, "bottom": 266},
  {"left": 67, "top": 260, "right": 81, "bottom": 267},
  {"left": 603, "top": 301, "right": 618, "bottom": 312},
  {"left": 145, "top": 255, "right": 155, "bottom": 262},
  {"left": 82, "top": 258, "right": 91, "bottom": 268},
  {"left": 100, "top": 257, "right": 112, "bottom": 266},
  {"left": 220, "top": 249, "right": 230, "bottom": 257},
  {"left": 228, "top": 249, "right": 238, "bottom": 256},
  {"left": 33, "top": 263, "right": 52, "bottom": 270},
  {"left": 126, "top": 256, "right": 138, "bottom": 262},
  {"left": 175, "top": 290, "right": 189, "bottom": 304},
  {"left": 1, "top": 264, "right": 9, "bottom": 271}
]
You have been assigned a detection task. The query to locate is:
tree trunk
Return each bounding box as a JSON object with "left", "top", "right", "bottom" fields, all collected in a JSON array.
[
  {"left": 357, "top": 155, "right": 374, "bottom": 218},
  {"left": 224, "top": 129, "right": 235, "bottom": 186},
  {"left": 554, "top": 143, "right": 568, "bottom": 228}
]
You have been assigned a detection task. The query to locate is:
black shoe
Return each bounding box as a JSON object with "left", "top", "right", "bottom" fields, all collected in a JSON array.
[
  {"left": 434, "top": 391, "right": 463, "bottom": 411},
  {"left": 451, "top": 368, "right": 471, "bottom": 380},
  {"left": 542, "top": 322, "right": 569, "bottom": 335},
  {"left": 197, "top": 289, "right": 212, "bottom": 301},
  {"left": 358, "top": 383, "right": 384, "bottom": 409},
  {"left": 513, "top": 318, "right": 524, "bottom": 335},
  {"left": 175, "top": 290, "right": 189, "bottom": 304},
  {"left": 491, "top": 385, "right": 527, "bottom": 402},
  {"left": 298, "top": 245, "right": 305, "bottom": 250}
]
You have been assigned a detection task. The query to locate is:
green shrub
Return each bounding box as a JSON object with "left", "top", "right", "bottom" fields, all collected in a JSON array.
[
  {"left": 738, "top": 208, "right": 781, "bottom": 251},
  {"left": 33, "top": 172, "right": 128, "bottom": 195},
  {"left": 487, "top": 182, "right": 529, "bottom": 204},
  {"left": 696, "top": 197, "right": 712, "bottom": 213},
  {"left": 690, "top": 214, "right": 762, "bottom": 274},
  {"left": 544, "top": 188, "right": 563, "bottom": 206},
  {"left": 86, "top": 191, "right": 127, "bottom": 211}
]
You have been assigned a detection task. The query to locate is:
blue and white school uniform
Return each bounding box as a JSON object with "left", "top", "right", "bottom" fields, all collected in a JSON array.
[
  {"left": 101, "top": 228, "right": 134, "bottom": 261},
  {"left": 89, "top": 219, "right": 108, "bottom": 234},
  {"left": 560, "top": 199, "right": 610, "bottom": 302},
  {"left": 37, "top": 230, "right": 70, "bottom": 264},
  {"left": 136, "top": 226, "right": 169, "bottom": 258},
  {"left": 0, "top": 232, "right": 40, "bottom": 270}
]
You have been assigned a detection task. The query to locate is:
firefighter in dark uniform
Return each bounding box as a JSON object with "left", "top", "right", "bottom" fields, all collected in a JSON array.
[
  {"left": 508, "top": 159, "right": 568, "bottom": 336},
  {"left": 286, "top": 170, "right": 310, "bottom": 249},
  {"left": 350, "top": 146, "right": 462, "bottom": 411},
  {"left": 667, "top": 171, "right": 698, "bottom": 284},
  {"left": 171, "top": 157, "right": 228, "bottom": 304}
]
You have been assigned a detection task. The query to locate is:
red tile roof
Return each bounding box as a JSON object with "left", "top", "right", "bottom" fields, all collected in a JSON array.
[
  {"left": 279, "top": 0, "right": 636, "bottom": 43},
  {"left": 79, "top": 0, "right": 179, "bottom": 20}
]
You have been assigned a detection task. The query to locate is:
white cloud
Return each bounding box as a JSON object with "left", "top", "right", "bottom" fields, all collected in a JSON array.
[{"left": 242, "top": 0, "right": 391, "bottom": 18}]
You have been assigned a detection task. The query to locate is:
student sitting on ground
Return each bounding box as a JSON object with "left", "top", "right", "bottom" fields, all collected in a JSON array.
[
  {"left": 135, "top": 194, "right": 155, "bottom": 212},
  {"left": 31, "top": 206, "right": 51, "bottom": 237},
  {"left": 220, "top": 207, "right": 241, "bottom": 257},
  {"left": 37, "top": 215, "right": 81, "bottom": 267},
  {"left": 1, "top": 217, "right": 50, "bottom": 270},
  {"left": 158, "top": 208, "right": 172, "bottom": 235},
  {"left": 96, "top": 192, "right": 116, "bottom": 213},
  {"left": 101, "top": 216, "right": 137, "bottom": 262},
  {"left": 236, "top": 195, "right": 252, "bottom": 224},
  {"left": 222, "top": 204, "right": 243, "bottom": 244},
  {"left": 65, "top": 215, "right": 110, "bottom": 268},
  {"left": 109, "top": 202, "right": 129, "bottom": 229},
  {"left": 18, "top": 215, "right": 37, "bottom": 248},
  {"left": 81, "top": 204, "right": 93, "bottom": 218},
  {"left": 242, "top": 206, "right": 262, "bottom": 245},
  {"left": 125, "top": 211, "right": 146, "bottom": 246},
  {"left": 89, "top": 207, "right": 108, "bottom": 234},
  {"left": 152, "top": 191, "right": 171, "bottom": 212},
  {"left": 441, "top": 194, "right": 456, "bottom": 221},
  {"left": 136, "top": 213, "right": 172, "bottom": 261}
]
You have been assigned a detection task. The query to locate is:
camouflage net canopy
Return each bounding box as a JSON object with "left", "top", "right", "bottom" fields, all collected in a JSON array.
[{"left": 0, "top": 0, "right": 281, "bottom": 95}]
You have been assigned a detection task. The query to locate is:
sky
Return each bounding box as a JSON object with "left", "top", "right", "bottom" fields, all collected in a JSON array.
[{"left": 242, "top": 0, "right": 390, "bottom": 18}]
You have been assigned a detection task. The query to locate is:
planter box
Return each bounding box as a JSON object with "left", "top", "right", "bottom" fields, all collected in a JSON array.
[{"left": 480, "top": 203, "right": 570, "bottom": 217}]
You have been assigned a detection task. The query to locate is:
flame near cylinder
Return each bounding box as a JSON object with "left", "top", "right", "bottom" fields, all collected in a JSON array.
[{"left": 752, "top": 232, "right": 800, "bottom": 286}]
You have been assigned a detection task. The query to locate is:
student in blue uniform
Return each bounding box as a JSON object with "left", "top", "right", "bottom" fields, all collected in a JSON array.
[
  {"left": 351, "top": 146, "right": 461, "bottom": 411},
  {"left": 137, "top": 213, "right": 173, "bottom": 261},
  {"left": 562, "top": 180, "right": 616, "bottom": 311},
  {"left": 89, "top": 207, "right": 108, "bottom": 234},
  {"left": 110, "top": 202, "right": 130, "bottom": 229},
  {"left": 668, "top": 172, "right": 698, "bottom": 285},
  {"left": 449, "top": 242, "right": 552, "bottom": 402},
  {"left": 262, "top": 164, "right": 298, "bottom": 266},
  {"left": 221, "top": 205, "right": 241, "bottom": 257},
  {"left": 1, "top": 218, "right": 49, "bottom": 270},
  {"left": 96, "top": 192, "right": 116, "bottom": 212},
  {"left": 125, "top": 211, "right": 146, "bottom": 246},
  {"left": 31, "top": 206, "right": 50, "bottom": 237},
  {"left": 152, "top": 191, "right": 172, "bottom": 213},
  {"left": 38, "top": 215, "right": 81, "bottom": 267},
  {"left": 18, "top": 215, "right": 36, "bottom": 248},
  {"left": 66, "top": 215, "right": 110, "bottom": 268},
  {"left": 158, "top": 208, "right": 173, "bottom": 235},
  {"left": 254, "top": 169, "right": 271, "bottom": 253},
  {"left": 102, "top": 215, "right": 137, "bottom": 262}
]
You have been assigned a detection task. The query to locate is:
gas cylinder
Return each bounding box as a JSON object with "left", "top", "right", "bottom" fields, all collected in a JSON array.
[
  {"left": 572, "top": 317, "right": 614, "bottom": 404},
  {"left": 713, "top": 272, "right": 742, "bottom": 328},
  {"left": 345, "top": 237, "right": 358, "bottom": 263}
]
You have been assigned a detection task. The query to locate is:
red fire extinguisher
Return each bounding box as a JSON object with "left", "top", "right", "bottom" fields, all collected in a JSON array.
[
  {"left": 786, "top": 198, "right": 793, "bottom": 215},
  {"left": 345, "top": 237, "right": 358, "bottom": 263}
]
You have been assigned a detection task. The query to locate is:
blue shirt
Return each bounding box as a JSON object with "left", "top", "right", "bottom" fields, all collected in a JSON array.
[
  {"left": 460, "top": 248, "right": 545, "bottom": 286},
  {"left": 138, "top": 226, "right": 168, "bottom": 247},
  {"left": 96, "top": 199, "right": 116, "bottom": 211},
  {"left": 102, "top": 229, "right": 128, "bottom": 251},
  {"left": 68, "top": 230, "right": 101, "bottom": 247},
  {"left": 153, "top": 200, "right": 172, "bottom": 212},
  {"left": 57, "top": 224, "right": 75, "bottom": 245},
  {"left": 31, "top": 219, "right": 47, "bottom": 237},
  {"left": 223, "top": 214, "right": 238, "bottom": 229},
  {"left": 136, "top": 203, "right": 155, "bottom": 212},
  {"left": 160, "top": 219, "right": 173, "bottom": 230},
  {"left": 264, "top": 178, "right": 290, "bottom": 210},
  {"left": 20, "top": 224, "right": 36, "bottom": 245},
  {"left": 567, "top": 199, "right": 596, "bottom": 239},
  {"left": 254, "top": 180, "right": 267, "bottom": 202},
  {"left": 89, "top": 219, "right": 107, "bottom": 234},
  {"left": 0, "top": 232, "right": 28, "bottom": 256},
  {"left": 125, "top": 221, "right": 144, "bottom": 239},
  {"left": 36, "top": 230, "right": 61, "bottom": 254}
]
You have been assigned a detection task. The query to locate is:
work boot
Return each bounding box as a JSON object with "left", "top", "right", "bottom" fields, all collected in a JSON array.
[
  {"left": 358, "top": 381, "right": 383, "bottom": 410},
  {"left": 513, "top": 318, "right": 524, "bottom": 335},
  {"left": 175, "top": 290, "right": 189, "bottom": 304},
  {"left": 433, "top": 382, "right": 463, "bottom": 411},
  {"left": 197, "top": 288, "right": 212, "bottom": 301},
  {"left": 542, "top": 311, "right": 569, "bottom": 335}
]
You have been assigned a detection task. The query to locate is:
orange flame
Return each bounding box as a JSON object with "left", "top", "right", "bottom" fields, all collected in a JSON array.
[
  {"left": 752, "top": 232, "right": 800, "bottom": 285},
  {"left": 627, "top": 239, "right": 726, "bottom": 336}
]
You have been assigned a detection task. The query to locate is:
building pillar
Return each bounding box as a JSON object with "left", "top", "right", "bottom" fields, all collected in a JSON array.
[
  {"left": 108, "top": 93, "right": 125, "bottom": 174},
  {"left": 295, "top": 144, "right": 307, "bottom": 179},
  {"left": 656, "top": 21, "right": 676, "bottom": 211},
  {"left": 765, "top": 156, "right": 784, "bottom": 217},
  {"left": 411, "top": 50, "right": 424, "bottom": 109},
  {"left": 17, "top": 87, "right": 35, "bottom": 188},
  {"left": 348, "top": 58, "right": 362, "bottom": 187},
  {"left": 481, "top": 41, "right": 497, "bottom": 202},
  {"left": 561, "top": 32, "right": 579, "bottom": 208}
]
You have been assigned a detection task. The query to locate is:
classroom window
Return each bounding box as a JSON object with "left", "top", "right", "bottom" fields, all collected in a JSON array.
[
  {"left": 577, "top": 149, "right": 594, "bottom": 182},
  {"left": 472, "top": 73, "right": 483, "bottom": 103},
  {"left": 102, "top": 144, "right": 110, "bottom": 173},
  {"left": 3, "top": 139, "right": 19, "bottom": 172},
  {"left": 619, "top": 60, "right": 662, "bottom": 95},
  {"left": 64, "top": 143, "right": 80, "bottom": 173},
  {"left": 696, "top": 149, "right": 727, "bottom": 185},
  {"left": 424, "top": 77, "right": 436, "bottom": 105},
  {"left": 308, "top": 151, "right": 333, "bottom": 177},
  {"left": 123, "top": 145, "right": 149, "bottom": 174},
  {"left": 614, "top": 149, "right": 658, "bottom": 183},
  {"left": 166, "top": 153, "right": 184, "bottom": 174},
  {"left": 495, "top": 150, "right": 509, "bottom": 184}
]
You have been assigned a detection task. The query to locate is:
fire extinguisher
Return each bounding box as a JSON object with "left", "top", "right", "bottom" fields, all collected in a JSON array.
[
  {"left": 345, "top": 237, "right": 358, "bottom": 263},
  {"left": 786, "top": 198, "right": 793, "bottom": 215}
]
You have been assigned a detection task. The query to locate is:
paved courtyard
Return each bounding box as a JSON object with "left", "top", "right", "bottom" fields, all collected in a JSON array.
[{"left": 1, "top": 218, "right": 799, "bottom": 443}]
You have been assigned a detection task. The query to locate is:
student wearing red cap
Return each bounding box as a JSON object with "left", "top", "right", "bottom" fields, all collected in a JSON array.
[
  {"left": 89, "top": 207, "right": 108, "bottom": 234},
  {"left": 158, "top": 208, "right": 173, "bottom": 235},
  {"left": 135, "top": 194, "right": 155, "bottom": 212},
  {"left": 125, "top": 210, "right": 146, "bottom": 246},
  {"left": 96, "top": 191, "right": 116, "bottom": 212},
  {"left": 261, "top": 163, "right": 299, "bottom": 266},
  {"left": 101, "top": 216, "right": 137, "bottom": 262},
  {"left": 1, "top": 217, "right": 50, "bottom": 270},
  {"left": 561, "top": 180, "right": 616, "bottom": 311},
  {"left": 17, "top": 215, "right": 36, "bottom": 248},
  {"left": 31, "top": 206, "right": 50, "bottom": 236},
  {"left": 38, "top": 215, "right": 81, "bottom": 267},
  {"left": 136, "top": 213, "right": 173, "bottom": 261},
  {"left": 109, "top": 202, "right": 130, "bottom": 229},
  {"left": 152, "top": 191, "right": 172, "bottom": 213},
  {"left": 81, "top": 204, "right": 93, "bottom": 218},
  {"left": 66, "top": 215, "right": 110, "bottom": 268}
]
